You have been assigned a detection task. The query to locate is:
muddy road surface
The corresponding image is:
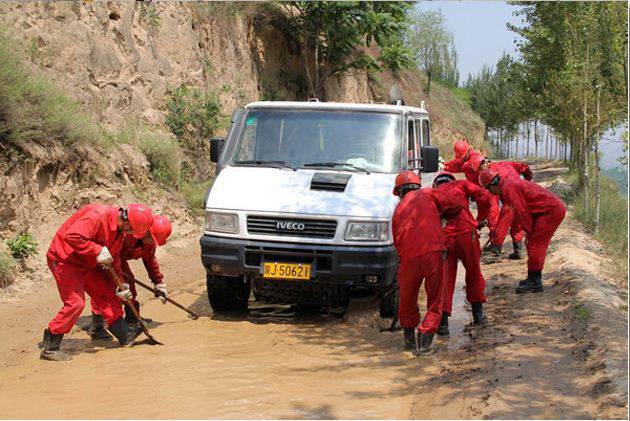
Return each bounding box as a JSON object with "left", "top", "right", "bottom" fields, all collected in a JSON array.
[{"left": 0, "top": 164, "right": 626, "bottom": 419}]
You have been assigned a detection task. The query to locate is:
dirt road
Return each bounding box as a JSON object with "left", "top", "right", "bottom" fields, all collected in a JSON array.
[{"left": 0, "top": 165, "right": 626, "bottom": 419}]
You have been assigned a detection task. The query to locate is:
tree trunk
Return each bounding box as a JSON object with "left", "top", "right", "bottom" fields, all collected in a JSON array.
[
  {"left": 526, "top": 121, "right": 530, "bottom": 157},
  {"left": 582, "top": 95, "right": 589, "bottom": 214},
  {"left": 302, "top": 33, "right": 316, "bottom": 98},
  {"left": 427, "top": 72, "right": 432, "bottom": 96},
  {"left": 534, "top": 120, "right": 538, "bottom": 158},
  {"left": 594, "top": 87, "right": 601, "bottom": 233},
  {"left": 515, "top": 126, "right": 519, "bottom": 158}
]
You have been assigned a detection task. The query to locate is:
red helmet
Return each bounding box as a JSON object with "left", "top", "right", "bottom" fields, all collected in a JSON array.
[
  {"left": 149, "top": 215, "right": 172, "bottom": 246},
  {"left": 468, "top": 154, "right": 486, "bottom": 172},
  {"left": 478, "top": 169, "right": 500, "bottom": 189},
  {"left": 453, "top": 140, "right": 470, "bottom": 160},
  {"left": 126, "top": 203, "right": 154, "bottom": 239},
  {"left": 393, "top": 171, "right": 421, "bottom": 195},
  {"left": 432, "top": 171, "right": 456, "bottom": 188}
]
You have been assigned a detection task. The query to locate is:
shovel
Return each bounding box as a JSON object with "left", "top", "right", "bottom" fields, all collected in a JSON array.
[
  {"left": 123, "top": 273, "right": 200, "bottom": 320},
  {"left": 107, "top": 266, "right": 163, "bottom": 346}
]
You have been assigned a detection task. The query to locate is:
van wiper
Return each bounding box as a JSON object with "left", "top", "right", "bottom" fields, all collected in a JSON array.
[
  {"left": 303, "top": 162, "right": 370, "bottom": 174},
  {"left": 235, "top": 160, "right": 296, "bottom": 171}
]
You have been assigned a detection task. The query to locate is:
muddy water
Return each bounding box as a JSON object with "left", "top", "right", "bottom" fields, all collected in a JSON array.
[{"left": 0, "top": 261, "right": 472, "bottom": 419}]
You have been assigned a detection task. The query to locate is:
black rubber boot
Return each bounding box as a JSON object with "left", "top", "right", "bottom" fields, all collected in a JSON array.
[
  {"left": 516, "top": 270, "right": 543, "bottom": 294},
  {"left": 108, "top": 318, "right": 142, "bottom": 346},
  {"left": 437, "top": 312, "right": 449, "bottom": 336},
  {"left": 403, "top": 328, "right": 417, "bottom": 350},
  {"left": 40, "top": 328, "right": 70, "bottom": 361},
  {"left": 508, "top": 241, "right": 523, "bottom": 260},
  {"left": 482, "top": 244, "right": 503, "bottom": 263},
  {"left": 472, "top": 302, "right": 487, "bottom": 325},
  {"left": 415, "top": 332, "right": 435, "bottom": 354},
  {"left": 124, "top": 302, "right": 140, "bottom": 324},
  {"left": 90, "top": 314, "right": 113, "bottom": 341}
]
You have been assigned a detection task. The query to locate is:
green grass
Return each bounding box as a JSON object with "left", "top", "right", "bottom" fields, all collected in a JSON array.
[
  {"left": 0, "top": 250, "right": 15, "bottom": 288},
  {"left": 180, "top": 179, "right": 213, "bottom": 212},
  {"left": 449, "top": 86, "right": 472, "bottom": 108},
  {"left": 570, "top": 172, "right": 628, "bottom": 279},
  {"left": 5, "top": 232, "right": 37, "bottom": 260},
  {"left": 573, "top": 303, "right": 590, "bottom": 323},
  {"left": 0, "top": 28, "right": 101, "bottom": 148}
]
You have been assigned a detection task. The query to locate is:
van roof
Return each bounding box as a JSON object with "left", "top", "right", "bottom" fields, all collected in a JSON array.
[{"left": 245, "top": 101, "right": 429, "bottom": 116}]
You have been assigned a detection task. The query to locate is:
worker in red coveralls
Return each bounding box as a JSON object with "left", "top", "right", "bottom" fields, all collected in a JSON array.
[
  {"left": 89, "top": 215, "right": 172, "bottom": 337},
  {"left": 469, "top": 155, "right": 533, "bottom": 261},
  {"left": 432, "top": 172, "right": 492, "bottom": 334},
  {"left": 41, "top": 203, "right": 154, "bottom": 361},
  {"left": 391, "top": 171, "right": 464, "bottom": 354},
  {"left": 120, "top": 214, "right": 172, "bottom": 324},
  {"left": 442, "top": 140, "right": 485, "bottom": 184},
  {"left": 479, "top": 169, "right": 566, "bottom": 293}
]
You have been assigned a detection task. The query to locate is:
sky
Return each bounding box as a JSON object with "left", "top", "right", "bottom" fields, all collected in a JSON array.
[
  {"left": 416, "top": 1, "right": 627, "bottom": 170},
  {"left": 416, "top": 1, "right": 524, "bottom": 81}
]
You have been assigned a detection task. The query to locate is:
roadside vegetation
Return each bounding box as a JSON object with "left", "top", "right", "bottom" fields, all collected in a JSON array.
[{"left": 5, "top": 233, "right": 37, "bottom": 260}]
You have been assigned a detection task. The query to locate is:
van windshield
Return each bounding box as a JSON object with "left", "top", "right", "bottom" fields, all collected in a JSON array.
[{"left": 230, "top": 109, "right": 403, "bottom": 173}]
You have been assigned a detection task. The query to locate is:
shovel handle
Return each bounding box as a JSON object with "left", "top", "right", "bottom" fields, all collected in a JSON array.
[{"left": 124, "top": 273, "right": 200, "bottom": 320}]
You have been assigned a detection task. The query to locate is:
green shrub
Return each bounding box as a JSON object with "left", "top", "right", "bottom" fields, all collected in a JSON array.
[
  {"left": 165, "top": 85, "right": 222, "bottom": 142},
  {"left": 0, "top": 250, "right": 16, "bottom": 287},
  {"left": 5, "top": 232, "right": 37, "bottom": 260},
  {"left": 0, "top": 29, "right": 101, "bottom": 147},
  {"left": 571, "top": 174, "right": 628, "bottom": 277},
  {"left": 180, "top": 179, "right": 213, "bottom": 211}
]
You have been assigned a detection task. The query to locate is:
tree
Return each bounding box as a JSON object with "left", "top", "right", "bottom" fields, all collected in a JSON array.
[
  {"left": 283, "top": 2, "right": 414, "bottom": 99},
  {"left": 406, "top": 9, "right": 457, "bottom": 94}
]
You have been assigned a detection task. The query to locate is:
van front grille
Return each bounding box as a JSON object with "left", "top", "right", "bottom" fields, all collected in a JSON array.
[{"left": 247, "top": 216, "right": 337, "bottom": 239}]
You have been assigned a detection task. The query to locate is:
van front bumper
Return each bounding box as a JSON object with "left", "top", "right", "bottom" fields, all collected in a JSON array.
[{"left": 199, "top": 234, "right": 398, "bottom": 288}]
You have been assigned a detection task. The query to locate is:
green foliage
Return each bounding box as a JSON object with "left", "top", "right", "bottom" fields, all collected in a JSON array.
[
  {"left": 180, "top": 179, "right": 212, "bottom": 212},
  {"left": 283, "top": 1, "right": 414, "bottom": 97},
  {"left": 0, "top": 250, "right": 15, "bottom": 288},
  {"left": 449, "top": 86, "right": 471, "bottom": 107},
  {"left": 406, "top": 9, "right": 459, "bottom": 93},
  {"left": 0, "top": 28, "right": 100, "bottom": 147},
  {"left": 572, "top": 304, "right": 590, "bottom": 323},
  {"left": 165, "top": 85, "right": 222, "bottom": 142},
  {"left": 571, "top": 173, "right": 628, "bottom": 276},
  {"left": 5, "top": 232, "right": 37, "bottom": 260},
  {"left": 142, "top": 7, "right": 161, "bottom": 30}
]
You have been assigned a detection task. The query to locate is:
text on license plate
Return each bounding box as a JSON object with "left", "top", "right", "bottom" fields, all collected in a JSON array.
[{"left": 263, "top": 262, "right": 311, "bottom": 280}]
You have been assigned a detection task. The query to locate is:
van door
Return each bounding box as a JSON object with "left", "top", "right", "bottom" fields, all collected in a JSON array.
[
  {"left": 420, "top": 118, "right": 431, "bottom": 146},
  {"left": 406, "top": 116, "right": 423, "bottom": 171}
]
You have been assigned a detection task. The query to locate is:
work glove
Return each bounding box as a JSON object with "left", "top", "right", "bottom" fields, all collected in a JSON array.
[
  {"left": 96, "top": 247, "right": 113, "bottom": 267},
  {"left": 154, "top": 282, "right": 168, "bottom": 303},
  {"left": 116, "top": 283, "right": 132, "bottom": 301}
]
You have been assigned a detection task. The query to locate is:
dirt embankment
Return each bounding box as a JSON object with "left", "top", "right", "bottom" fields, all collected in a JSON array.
[{"left": 0, "top": 164, "right": 626, "bottom": 419}]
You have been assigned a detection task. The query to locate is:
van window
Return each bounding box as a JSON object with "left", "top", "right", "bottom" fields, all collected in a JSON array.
[
  {"left": 407, "top": 120, "right": 415, "bottom": 161},
  {"left": 231, "top": 109, "right": 403, "bottom": 173},
  {"left": 422, "top": 119, "right": 430, "bottom": 146}
]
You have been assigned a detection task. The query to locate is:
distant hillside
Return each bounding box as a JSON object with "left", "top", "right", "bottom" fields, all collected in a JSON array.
[{"left": 602, "top": 167, "right": 628, "bottom": 196}]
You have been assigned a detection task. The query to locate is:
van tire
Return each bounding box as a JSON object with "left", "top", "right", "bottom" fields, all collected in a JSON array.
[
  {"left": 379, "top": 282, "right": 399, "bottom": 318},
  {"left": 207, "top": 275, "right": 250, "bottom": 312}
]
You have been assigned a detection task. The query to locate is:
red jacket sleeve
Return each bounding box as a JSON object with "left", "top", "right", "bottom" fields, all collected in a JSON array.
[
  {"left": 443, "top": 158, "right": 463, "bottom": 173},
  {"left": 502, "top": 182, "right": 534, "bottom": 234},
  {"left": 62, "top": 210, "right": 104, "bottom": 263},
  {"left": 141, "top": 243, "right": 164, "bottom": 284},
  {"left": 512, "top": 162, "right": 533, "bottom": 181},
  {"left": 463, "top": 181, "right": 492, "bottom": 222},
  {"left": 391, "top": 207, "right": 401, "bottom": 252}
]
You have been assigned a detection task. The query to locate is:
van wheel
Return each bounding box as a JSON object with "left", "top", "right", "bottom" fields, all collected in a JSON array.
[
  {"left": 206, "top": 275, "right": 250, "bottom": 312},
  {"left": 379, "top": 282, "right": 399, "bottom": 318}
]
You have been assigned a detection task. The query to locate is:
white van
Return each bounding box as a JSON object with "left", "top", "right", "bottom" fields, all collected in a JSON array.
[{"left": 200, "top": 101, "right": 439, "bottom": 315}]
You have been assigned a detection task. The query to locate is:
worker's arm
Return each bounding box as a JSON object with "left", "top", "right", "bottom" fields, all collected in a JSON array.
[
  {"left": 513, "top": 162, "right": 533, "bottom": 181},
  {"left": 141, "top": 244, "right": 165, "bottom": 285},
  {"left": 502, "top": 182, "right": 533, "bottom": 234},
  {"left": 443, "top": 158, "right": 463, "bottom": 173},
  {"left": 62, "top": 210, "right": 105, "bottom": 263},
  {"left": 463, "top": 181, "right": 492, "bottom": 222}
]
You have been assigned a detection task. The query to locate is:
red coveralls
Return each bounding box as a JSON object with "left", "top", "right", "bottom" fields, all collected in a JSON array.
[
  {"left": 443, "top": 150, "right": 484, "bottom": 184},
  {"left": 46, "top": 204, "right": 125, "bottom": 335},
  {"left": 392, "top": 188, "right": 463, "bottom": 334},
  {"left": 120, "top": 235, "right": 164, "bottom": 304},
  {"left": 435, "top": 180, "right": 492, "bottom": 315},
  {"left": 488, "top": 162, "right": 533, "bottom": 247},
  {"left": 499, "top": 177, "right": 566, "bottom": 271}
]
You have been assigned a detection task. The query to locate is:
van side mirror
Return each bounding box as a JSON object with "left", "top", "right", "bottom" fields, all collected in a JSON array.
[
  {"left": 210, "top": 137, "right": 225, "bottom": 163},
  {"left": 420, "top": 145, "right": 439, "bottom": 173}
]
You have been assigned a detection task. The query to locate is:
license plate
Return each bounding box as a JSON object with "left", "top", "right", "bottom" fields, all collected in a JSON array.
[{"left": 263, "top": 262, "right": 311, "bottom": 280}]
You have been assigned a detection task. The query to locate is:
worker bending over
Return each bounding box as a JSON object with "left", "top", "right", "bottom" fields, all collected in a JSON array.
[
  {"left": 41, "top": 203, "right": 154, "bottom": 361},
  {"left": 442, "top": 140, "right": 484, "bottom": 185},
  {"left": 432, "top": 172, "right": 492, "bottom": 333},
  {"left": 392, "top": 171, "right": 463, "bottom": 354},
  {"left": 479, "top": 170, "right": 566, "bottom": 293}
]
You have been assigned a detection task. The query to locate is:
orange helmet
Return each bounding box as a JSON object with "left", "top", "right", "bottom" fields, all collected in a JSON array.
[
  {"left": 468, "top": 154, "right": 486, "bottom": 172},
  {"left": 149, "top": 215, "right": 172, "bottom": 246},
  {"left": 126, "top": 203, "right": 154, "bottom": 239},
  {"left": 453, "top": 140, "right": 470, "bottom": 160},
  {"left": 393, "top": 171, "right": 421, "bottom": 196},
  {"left": 432, "top": 171, "right": 456, "bottom": 188},
  {"left": 478, "top": 169, "right": 500, "bottom": 189}
]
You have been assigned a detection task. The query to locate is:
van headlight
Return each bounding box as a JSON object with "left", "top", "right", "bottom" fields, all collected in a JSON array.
[
  {"left": 205, "top": 212, "right": 239, "bottom": 234},
  {"left": 344, "top": 221, "right": 389, "bottom": 241}
]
